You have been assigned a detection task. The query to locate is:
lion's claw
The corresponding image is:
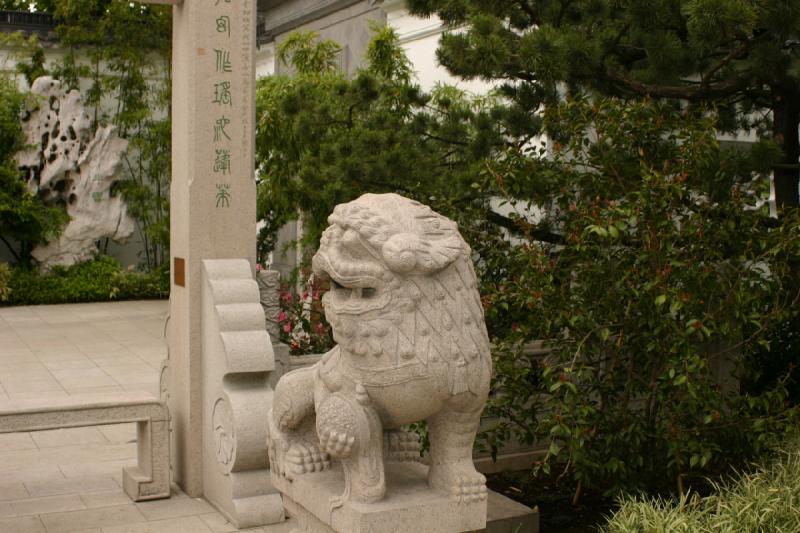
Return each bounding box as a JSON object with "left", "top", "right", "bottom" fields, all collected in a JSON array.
[
  {"left": 319, "top": 429, "right": 356, "bottom": 458},
  {"left": 276, "top": 442, "right": 330, "bottom": 480},
  {"left": 385, "top": 430, "right": 422, "bottom": 462},
  {"left": 450, "top": 473, "right": 488, "bottom": 503},
  {"left": 429, "top": 463, "right": 488, "bottom": 503}
]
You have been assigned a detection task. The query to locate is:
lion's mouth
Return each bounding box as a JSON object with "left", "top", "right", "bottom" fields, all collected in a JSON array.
[{"left": 313, "top": 253, "right": 391, "bottom": 315}]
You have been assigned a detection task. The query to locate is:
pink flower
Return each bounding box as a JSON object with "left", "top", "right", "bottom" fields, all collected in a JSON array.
[
  {"left": 312, "top": 291, "right": 320, "bottom": 301},
  {"left": 278, "top": 311, "right": 288, "bottom": 323},
  {"left": 256, "top": 262, "right": 264, "bottom": 272},
  {"left": 283, "top": 322, "right": 292, "bottom": 333},
  {"left": 302, "top": 291, "right": 309, "bottom": 300},
  {"left": 281, "top": 292, "right": 293, "bottom": 304},
  {"left": 314, "top": 322, "right": 326, "bottom": 335}
]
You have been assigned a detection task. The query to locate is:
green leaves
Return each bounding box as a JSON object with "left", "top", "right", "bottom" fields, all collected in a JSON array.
[
  {"left": 483, "top": 97, "right": 799, "bottom": 497},
  {"left": 278, "top": 32, "right": 342, "bottom": 76},
  {"left": 255, "top": 29, "right": 506, "bottom": 260}
]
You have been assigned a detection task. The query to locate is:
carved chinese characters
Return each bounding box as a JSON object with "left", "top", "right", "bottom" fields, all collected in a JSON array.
[{"left": 212, "top": 2, "right": 234, "bottom": 206}]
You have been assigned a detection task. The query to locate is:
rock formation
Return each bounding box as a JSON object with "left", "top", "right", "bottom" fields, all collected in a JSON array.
[{"left": 16, "top": 76, "right": 133, "bottom": 268}]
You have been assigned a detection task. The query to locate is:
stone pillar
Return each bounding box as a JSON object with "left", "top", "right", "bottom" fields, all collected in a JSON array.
[
  {"left": 139, "top": 1, "right": 283, "bottom": 524},
  {"left": 157, "top": 0, "right": 256, "bottom": 495}
]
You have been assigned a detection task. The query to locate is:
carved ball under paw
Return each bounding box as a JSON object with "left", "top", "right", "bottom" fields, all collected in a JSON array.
[
  {"left": 319, "top": 429, "right": 355, "bottom": 458},
  {"left": 316, "top": 393, "right": 360, "bottom": 458}
]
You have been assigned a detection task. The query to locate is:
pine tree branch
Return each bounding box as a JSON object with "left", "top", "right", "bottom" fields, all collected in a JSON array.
[
  {"left": 700, "top": 40, "right": 755, "bottom": 90},
  {"left": 605, "top": 69, "right": 751, "bottom": 102},
  {"left": 486, "top": 210, "right": 564, "bottom": 244},
  {"left": 422, "top": 132, "right": 469, "bottom": 146}
]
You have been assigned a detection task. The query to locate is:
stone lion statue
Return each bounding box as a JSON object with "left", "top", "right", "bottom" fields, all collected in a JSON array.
[{"left": 268, "top": 193, "right": 491, "bottom": 506}]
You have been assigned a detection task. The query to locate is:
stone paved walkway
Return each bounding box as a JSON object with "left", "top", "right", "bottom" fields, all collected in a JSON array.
[{"left": 0, "top": 301, "right": 296, "bottom": 532}]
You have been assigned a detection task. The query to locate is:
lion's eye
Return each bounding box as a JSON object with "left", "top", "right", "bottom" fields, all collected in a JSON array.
[
  {"left": 361, "top": 287, "right": 376, "bottom": 298},
  {"left": 332, "top": 280, "right": 351, "bottom": 295}
]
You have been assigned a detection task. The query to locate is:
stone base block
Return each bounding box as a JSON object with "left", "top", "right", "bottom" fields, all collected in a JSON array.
[
  {"left": 483, "top": 491, "right": 538, "bottom": 533},
  {"left": 276, "top": 462, "right": 487, "bottom": 533}
]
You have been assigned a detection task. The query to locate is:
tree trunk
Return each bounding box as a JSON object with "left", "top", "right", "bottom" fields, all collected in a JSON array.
[
  {"left": 18, "top": 241, "right": 33, "bottom": 270},
  {"left": 772, "top": 85, "right": 800, "bottom": 214}
]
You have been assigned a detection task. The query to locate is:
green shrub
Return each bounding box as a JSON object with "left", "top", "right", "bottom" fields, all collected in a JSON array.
[
  {"left": 0, "top": 261, "right": 10, "bottom": 301},
  {"left": 0, "top": 76, "right": 68, "bottom": 268},
  {"left": 603, "top": 440, "right": 800, "bottom": 532},
  {"left": 479, "top": 98, "right": 800, "bottom": 497},
  {"left": 5, "top": 255, "right": 169, "bottom": 305}
]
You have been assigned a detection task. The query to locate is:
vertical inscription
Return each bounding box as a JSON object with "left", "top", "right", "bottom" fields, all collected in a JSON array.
[
  {"left": 240, "top": 0, "right": 252, "bottom": 170},
  {"left": 212, "top": 0, "right": 235, "bottom": 207}
]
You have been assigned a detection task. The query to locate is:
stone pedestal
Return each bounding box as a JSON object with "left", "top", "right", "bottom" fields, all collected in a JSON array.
[{"left": 276, "top": 462, "right": 487, "bottom": 533}]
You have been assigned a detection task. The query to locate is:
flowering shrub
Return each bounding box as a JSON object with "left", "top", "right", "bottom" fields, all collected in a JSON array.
[{"left": 277, "top": 276, "right": 334, "bottom": 355}]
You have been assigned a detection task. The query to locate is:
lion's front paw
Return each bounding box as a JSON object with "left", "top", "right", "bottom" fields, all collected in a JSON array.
[
  {"left": 428, "top": 462, "right": 488, "bottom": 503},
  {"left": 319, "top": 428, "right": 356, "bottom": 458}
]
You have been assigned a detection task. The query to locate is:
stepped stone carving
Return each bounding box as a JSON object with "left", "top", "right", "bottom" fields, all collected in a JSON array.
[
  {"left": 269, "top": 193, "right": 491, "bottom": 530},
  {"left": 200, "top": 259, "right": 284, "bottom": 528},
  {"left": 257, "top": 269, "right": 282, "bottom": 339},
  {"left": 16, "top": 76, "right": 133, "bottom": 267}
]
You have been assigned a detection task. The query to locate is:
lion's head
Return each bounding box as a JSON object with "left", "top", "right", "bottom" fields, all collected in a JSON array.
[{"left": 313, "top": 194, "right": 489, "bottom": 388}]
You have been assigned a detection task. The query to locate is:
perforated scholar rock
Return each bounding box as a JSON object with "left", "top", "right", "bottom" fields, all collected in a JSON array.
[
  {"left": 268, "top": 193, "right": 492, "bottom": 510},
  {"left": 16, "top": 76, "right": 133, "bottom": 268}
]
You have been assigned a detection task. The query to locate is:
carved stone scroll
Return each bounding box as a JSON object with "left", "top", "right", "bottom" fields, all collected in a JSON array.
[{"left": 201, "top": 259, "right": 284, "bottom": 528}]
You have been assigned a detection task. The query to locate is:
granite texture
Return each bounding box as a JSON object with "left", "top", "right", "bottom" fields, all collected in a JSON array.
[{"left": 269, "top": 194, "right": 491, "bottom": 531}]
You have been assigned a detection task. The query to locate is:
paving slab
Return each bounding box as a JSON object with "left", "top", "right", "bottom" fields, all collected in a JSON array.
[
  {"left": 39, "top": 503, "right": 146, "bottom": 532},
  {"left": 0, "top": 515, "right": 46, "bottom": 533}
]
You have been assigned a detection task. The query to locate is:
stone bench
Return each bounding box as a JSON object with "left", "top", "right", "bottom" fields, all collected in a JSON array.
[{"left": 0, "top": 391, "right": 170, "bottom": 502}]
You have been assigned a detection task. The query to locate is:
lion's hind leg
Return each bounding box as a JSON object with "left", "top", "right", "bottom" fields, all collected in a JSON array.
[{"left": 426, "top": 405, "right": 487, "bottom": 503}]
